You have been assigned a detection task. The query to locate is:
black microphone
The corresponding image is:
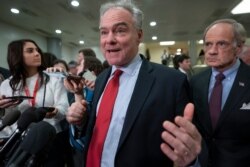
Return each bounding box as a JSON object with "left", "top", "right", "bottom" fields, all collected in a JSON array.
[
  {"left": 0, "top": 107, "right": 46, "bottom": 160},
  {"left": 0, "top": 110, "right": 21, "bottom": 131},
  {"left": 7, "top": 121, "right": 56, "bottom": 167}
]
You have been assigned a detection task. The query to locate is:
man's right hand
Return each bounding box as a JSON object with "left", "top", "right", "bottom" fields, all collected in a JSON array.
[{"left": 66, "top": 100, "right": 88, "bottom": 125}]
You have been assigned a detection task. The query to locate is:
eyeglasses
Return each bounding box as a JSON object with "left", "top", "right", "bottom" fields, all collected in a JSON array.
[{"left": 204, "top": 40, "right": 234, "bottom": 50}]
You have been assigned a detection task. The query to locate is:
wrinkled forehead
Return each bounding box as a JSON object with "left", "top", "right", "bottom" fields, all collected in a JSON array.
[{"left": 205, "top": 23, "right": 234, "bottom": 41}]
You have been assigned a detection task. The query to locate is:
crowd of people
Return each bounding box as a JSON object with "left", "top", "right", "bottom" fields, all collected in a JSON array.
[{"left": 0, "top": 1, "right": 250, "bottom": 167}]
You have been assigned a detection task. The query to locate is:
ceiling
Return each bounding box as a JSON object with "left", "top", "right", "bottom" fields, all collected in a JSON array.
[{"left": 0, "top": 0, "right": 249, "bottom": 48}]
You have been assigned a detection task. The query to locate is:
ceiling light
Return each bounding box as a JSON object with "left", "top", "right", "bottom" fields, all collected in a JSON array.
[
  {"left": 197, "top": 40, "right": 204, "bottom": 44},
  {"left": 231, "top": 0, "right": 250, "bottom": 14},
  {"left": 71, "top": 0, "right": 79, "bottom": 7},
  {"left": 150, "top": 21, "right": 157, "bottom": 26},
  {"left": 152, "top": 36, "right": 157, "bottom": 40},
  {"left": 176, "top": 48, "right": 182, "bottom": 52},
  {"left": 79, "top": 40, "right": 84, "bottom": 44},
  {"left": 55, "top": 29, "right": 62, "bottom": 34},
  {"left": 10, "top": 8, "right": 20, "bottom": 14},
  {"left": 159, "top": 41, "right": 175, "bottom": 46}
]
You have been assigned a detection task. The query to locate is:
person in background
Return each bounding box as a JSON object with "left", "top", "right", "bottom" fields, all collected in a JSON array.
[
  {"left": 0, "top": 67, "right": 10, "bottom": 116},
  {"left": 53, "top": 59, "right": 69, "bottom": 72},
  {"left": 238, "top": 45, "right": 250, "bottom": 65},
  {"left": 161, "top": 49, "right": 170, "bottom": 65},
  {"left": 68, "top": 60, "right": 78, "bottom": 75},
  {"left": 43, "top": 52, "right": 58, "bottom": 68},
  {"left": 198, "top": 49, "right": 205, "bottom": 64},
  {"left": 52, "top": 58, "right": 74, "bottom": 166},
  {"left": 66, "top": 1, "right": 201, "bottom": 167},
  {"left": 0, "top": 39, "right": 69, "bottom": 167},
  {"left": 63, "top": 56, "right": 103, "bottom": 167},
  {"left": 0, "top": 67, "right": 10, "bottom": 84},
  {"left": 77, "top": 48, "right": 97, "bottom": 65},
  {"left": 102, "top": 60, "right": 110, "bottom": 69},
  {"left": 190, "top": 19, "right": 250, "bottom": 167},
  {"left": 173, "top": 54, "right": 193, "bottom": 80}
]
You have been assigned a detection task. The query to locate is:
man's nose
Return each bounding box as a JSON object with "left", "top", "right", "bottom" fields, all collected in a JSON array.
[{"left": 106, "top": 32, "right": 117, "bottom": 43}]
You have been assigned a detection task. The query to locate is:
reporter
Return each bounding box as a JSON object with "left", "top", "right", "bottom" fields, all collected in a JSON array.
[{"left": 0, "top": 39, "right": 69, "bottom": 166}]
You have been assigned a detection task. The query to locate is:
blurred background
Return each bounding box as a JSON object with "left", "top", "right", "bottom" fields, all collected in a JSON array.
[{"left": 0, "top": 0, "right": 250, "bottom": 67}]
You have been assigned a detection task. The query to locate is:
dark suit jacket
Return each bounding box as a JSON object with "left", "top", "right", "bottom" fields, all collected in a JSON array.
[
  {"left": 190, "top": 61, "right": 250, "bottom": 167},
  {"left": 83, "top": 57, "right": 190, "bottom": 167}
]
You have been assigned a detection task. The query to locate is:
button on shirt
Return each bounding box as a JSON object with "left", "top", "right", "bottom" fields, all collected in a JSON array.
[{"left": 98, "top": 55, "right": 142, "bottom": 167}]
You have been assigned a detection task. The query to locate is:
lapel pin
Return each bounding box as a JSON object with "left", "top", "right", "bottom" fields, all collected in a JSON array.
[{"left": 239, "top": 82, "right": 245, "bottom": 87}]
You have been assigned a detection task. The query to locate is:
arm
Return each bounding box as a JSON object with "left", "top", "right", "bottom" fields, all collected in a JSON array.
[
  {"left": 67, "top": 99, "right": 89, "bottom": 151},
  {"left": 45, "top": 77, "right": 69, "bottom": 120}
]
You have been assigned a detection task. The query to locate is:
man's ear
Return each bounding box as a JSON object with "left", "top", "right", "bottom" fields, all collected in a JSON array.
[
  {"left": 235, "top": 43, "right": 243, "bottom": 55},
  {"left": 137, "top": 29, "right": 143, "bottom": 43}
]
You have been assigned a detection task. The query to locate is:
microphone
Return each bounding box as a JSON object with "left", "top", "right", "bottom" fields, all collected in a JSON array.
[
  {"left": 7, "top": 121, "right": 56, "bottom": 167},
  {"left": 0, "top": 107, "right": 47, "bottom": 160},
  {"left": 0, "top": 110, "right": 21, "bottom": 131}
]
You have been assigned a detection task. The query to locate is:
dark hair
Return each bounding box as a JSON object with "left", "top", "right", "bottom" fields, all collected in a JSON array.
[
  {"left": 102, "top": 60, "right": 110, "bottom": 69},
  {"left": 173, "top": 54, "right": 190, "bottom": 69},
  {"left": 78, "top": 48, "right": 96, "bottom": 58},
  {"left": 198, "top": 49, "right": 205, "bottom": 57},
  {"left": 53, "top": 59, "right": 69, "bottom": 72},
  {"left": 7, "top": 39, "right": 47, "bottom": 93},
  {"left": 84, "top": 57, "right": 104, "bottom": 76},
  {"left": 43, "top": 52, "right": 58, "bottom": 68},
  {"left": 68, "top": 60, "right": 78, "bottom": 68}
]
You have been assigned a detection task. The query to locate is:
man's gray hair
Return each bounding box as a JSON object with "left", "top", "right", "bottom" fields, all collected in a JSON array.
[
  {"left": 203, "top": 18, "right": 247, "bottom": 46},
  {"left": 100, "top": 1, "right": 143, "bottom": 30}
]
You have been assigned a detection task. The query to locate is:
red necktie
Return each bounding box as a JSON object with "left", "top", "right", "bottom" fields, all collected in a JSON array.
[
  {"left": 209, "top": 73, "right": 225, "bottom": 129},
  {"left": 86, "top": 69, "right": 123, "bottom": 167}
]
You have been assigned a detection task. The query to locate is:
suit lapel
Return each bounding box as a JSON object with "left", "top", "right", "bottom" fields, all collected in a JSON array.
[
  {"left": 117, "top": 59, "right": 155, "bottom": 150},
  {"left": 216, "top": 63, "right": 250, "bottom": 129},
  {"left": 90, "top": 68, "right": 111, "bottom": 125},
  {"left": 195, "top": 69, "right": 214, "bottom": 134}
]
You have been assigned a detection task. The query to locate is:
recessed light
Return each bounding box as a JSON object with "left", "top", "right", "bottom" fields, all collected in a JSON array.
[
  {"left": 176, "top": 48, "right": 182, "bottom": 52},
  {"left": 10, "top": 8, "right": 20, "bottom": 14},
  {"left": 55, "top": 29, "right": 62, "bottom": 34},
  {"left": 159, "top": 41, "right": 175, "bottom": 46},
  {"left": 79, "top": 40, "right": 84, "bottom": 44},
  {"left": 71, "top": 0, "right": 79, "bottom": 7},
  {"left": 150, "top": 21, "right": 157, "bottom": 26},
  {"left": 152, "top": 36, "right": 157, "bottom": 40},
  {"left": 197, "top": 40, "right": 204, "bottom": 44}
]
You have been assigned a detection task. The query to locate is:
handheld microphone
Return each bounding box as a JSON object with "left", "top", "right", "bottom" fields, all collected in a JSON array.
[
  {"left": 0, "top": 110, "right": 21, "bottom": 131},
  {"left": 0, "top": 107, "right": 47, "bottom": 160},
  {"left": 7, "top": 121, "right": 56, "bottom": 167}
]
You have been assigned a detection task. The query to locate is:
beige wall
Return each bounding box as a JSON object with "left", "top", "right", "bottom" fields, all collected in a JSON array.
[{"left": 139, "top": 41, "right": 204, "bottom": 66}]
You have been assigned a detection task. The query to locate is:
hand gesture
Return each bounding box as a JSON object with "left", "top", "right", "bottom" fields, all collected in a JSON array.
[
  {"left": 66, "top": 100, "right": 88, "bottom": 126},
  {"left": 161, "top": 103, "right": 201, "bottom": 167}
]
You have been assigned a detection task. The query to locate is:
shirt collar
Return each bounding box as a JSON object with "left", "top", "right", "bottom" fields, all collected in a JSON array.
[
  {"left": 211, "top": 58, "right": 240, "bottom": 78},
  {"left": 111, "top": 54, "right": 142, "bottom": 76},
  {"left": 178, "top": 67, "right": 187, "bottom": 74}
]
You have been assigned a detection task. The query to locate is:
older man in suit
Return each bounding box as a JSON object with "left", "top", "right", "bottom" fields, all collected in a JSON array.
[
  {"left": 190, "top": 19, "right": 250, "bottom": 167},
  {"left": 66, "top": 1, "right": 201, "bottom": 167}
]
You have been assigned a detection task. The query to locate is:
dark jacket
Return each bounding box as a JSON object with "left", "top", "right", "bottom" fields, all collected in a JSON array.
[{"left": 83, "top": 57, "right": 190, "bottom": 167}]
